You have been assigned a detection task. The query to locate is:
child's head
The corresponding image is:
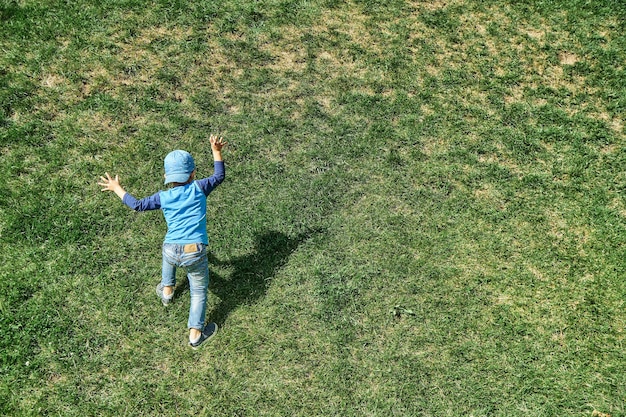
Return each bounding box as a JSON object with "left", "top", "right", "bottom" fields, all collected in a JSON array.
[{"left": 164, "top": 150, "right": 195, "bottom": 185}]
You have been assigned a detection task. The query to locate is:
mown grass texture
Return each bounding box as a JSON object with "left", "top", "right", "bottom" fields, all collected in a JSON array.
[{"left": 1, "top": 0, "right": 625, "bottom": 415}]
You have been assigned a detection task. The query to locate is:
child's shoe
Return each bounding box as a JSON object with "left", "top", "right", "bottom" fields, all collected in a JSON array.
[
  {"left": 156, "top": 283, "right": 173, "bottom": 306},
  {"left": 189, "top": 323, "right": 218, "bottom": 349}
]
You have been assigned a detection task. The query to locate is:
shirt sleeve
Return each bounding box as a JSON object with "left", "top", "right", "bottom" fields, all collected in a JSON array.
[
  {"left": 123, "top": 192, "right": 161, "bottom": 211},
  {"left": 196, "top": 160, "right": 225, "bottom": 196}
]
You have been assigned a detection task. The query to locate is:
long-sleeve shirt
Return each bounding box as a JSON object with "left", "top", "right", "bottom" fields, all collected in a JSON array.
[{"left": 122, "top": 161, "right": 225, "bottom": 244}]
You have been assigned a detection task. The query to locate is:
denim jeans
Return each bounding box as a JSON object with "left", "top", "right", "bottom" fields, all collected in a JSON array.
[{"left": 161, "top": 243, "right": 209, "bottom": 330}]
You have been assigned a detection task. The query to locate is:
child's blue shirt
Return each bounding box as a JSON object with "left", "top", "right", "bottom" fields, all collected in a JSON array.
[{"left": 122, "top": 161, "right": 225, "bottom": 245}]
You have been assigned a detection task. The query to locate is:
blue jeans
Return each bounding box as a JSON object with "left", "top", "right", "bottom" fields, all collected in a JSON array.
[{"left": 161, "top": 243, "right": 209, "bottom": 330}]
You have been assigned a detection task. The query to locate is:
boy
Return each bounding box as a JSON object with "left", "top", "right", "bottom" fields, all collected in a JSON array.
[{"left": 98, "top": 134, "right": 227, "bottom": 349}]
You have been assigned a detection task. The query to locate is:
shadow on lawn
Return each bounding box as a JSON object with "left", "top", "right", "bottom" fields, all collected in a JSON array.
[{"left": 204, "top": 230, "right": 317, "bottom": 326}]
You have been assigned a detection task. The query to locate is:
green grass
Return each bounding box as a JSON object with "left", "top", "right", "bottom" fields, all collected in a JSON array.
[{"left": 1, "top": 0, "right": 625, "bottom": 415}]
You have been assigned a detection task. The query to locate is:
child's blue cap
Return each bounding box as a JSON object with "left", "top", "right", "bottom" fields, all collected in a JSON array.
[{"left": 164, "top": 150, "right": 195, "bottom": 184}]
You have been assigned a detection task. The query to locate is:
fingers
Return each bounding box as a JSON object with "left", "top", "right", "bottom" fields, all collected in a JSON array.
[
  {"left": 210, "top": 134, "right": 226, "bottom": 146},
  {"left": 98, "top": 172, "right": 119, "bottom": 191}
]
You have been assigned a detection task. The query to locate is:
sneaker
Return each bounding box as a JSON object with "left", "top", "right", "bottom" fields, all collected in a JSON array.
[
  {"left": 189, "top": 322, "right": 218, "bottom": 349},
  {"left": 156, "top": 283, "right": 173, "bottom": 306}
]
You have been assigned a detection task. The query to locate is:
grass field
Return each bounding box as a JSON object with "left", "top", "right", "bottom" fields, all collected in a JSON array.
[{"left": 1, "top": 0, "right": 625, "bottom": 415}]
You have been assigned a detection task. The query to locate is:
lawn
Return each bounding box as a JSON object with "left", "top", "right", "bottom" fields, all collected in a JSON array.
[{"left": 1, "top": 0, "right": 625, "bottom": 415}]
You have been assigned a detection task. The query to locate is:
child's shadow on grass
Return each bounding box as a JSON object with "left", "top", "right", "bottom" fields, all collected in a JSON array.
[{"left": 175, "top": 230, "right": 316, "bottom": 327}]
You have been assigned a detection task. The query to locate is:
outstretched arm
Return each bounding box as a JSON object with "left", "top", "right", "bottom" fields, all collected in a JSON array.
[
  {"left": 99, "top": 172, "right": 161, "bottom": 211},
  {"left": 98, "top": 173, "right": 127, "bottom": 200},
  {"left": 197, "top": 135, "right": 227, "bottom": 195}
]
